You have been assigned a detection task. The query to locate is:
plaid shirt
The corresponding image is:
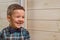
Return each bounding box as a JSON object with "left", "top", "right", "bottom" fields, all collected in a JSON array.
[{"left": 0, "top": 26, "right": 30, "bottom": 40}]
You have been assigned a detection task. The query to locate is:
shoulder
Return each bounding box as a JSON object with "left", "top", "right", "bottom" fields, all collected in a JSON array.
[
  {"left": 0, "top": 27, "right": 9, "bottom": 34},
  {"left": 21, "top": 27, "right": 29, "bottom": 33},
  {"left": 2, "top": 27, "right": 9, "bottom": 31},
  {"left": 0, "top": 27, "right": 9, "bottom": 39},
  {"left": 21, "top": 27, "right": 30, "bottom": 38}
]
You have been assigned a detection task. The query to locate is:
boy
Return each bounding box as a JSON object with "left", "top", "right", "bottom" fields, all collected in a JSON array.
[{"left": 0, "top": 4, "right": 30, "bottom": 40}]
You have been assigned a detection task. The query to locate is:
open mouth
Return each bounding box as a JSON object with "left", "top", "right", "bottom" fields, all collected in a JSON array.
[{"left": 16, "top": 22, "right": 23, "bottom": 25}]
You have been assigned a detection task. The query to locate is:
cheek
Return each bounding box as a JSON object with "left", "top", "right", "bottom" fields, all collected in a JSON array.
[
  {"left": 22, "top": 19, "right": 24, "bottom": 22},
  {"left": 23, "top": 18, "right": 24, "bottom": 21},
  {"left": 13, "top": 19, "right": 18, "bottom": 22},
  {"left": 10, "top": 18, "right": 16, "bottom": 23}
]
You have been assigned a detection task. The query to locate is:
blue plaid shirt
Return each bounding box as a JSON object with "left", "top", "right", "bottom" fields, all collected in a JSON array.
[{"left": 0, "top": 26, "right": 30, "bottom": 40}]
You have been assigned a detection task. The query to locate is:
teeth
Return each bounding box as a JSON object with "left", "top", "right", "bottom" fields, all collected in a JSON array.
[
  {"left": 16, "top": 22, "right": 23, "bottom": 24},
  {"left": 17, "top": 23, "right": 22, "bottom": 24}
]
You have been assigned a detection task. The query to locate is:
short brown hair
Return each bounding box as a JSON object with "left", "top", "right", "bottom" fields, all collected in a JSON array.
[{"left": 7, "top": 4, "right": 25, "bottom": 16}]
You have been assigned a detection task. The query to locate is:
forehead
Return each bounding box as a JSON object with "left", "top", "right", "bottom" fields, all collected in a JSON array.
[{"left": 12, "top": 9, "right": 25, "bottom": 15}]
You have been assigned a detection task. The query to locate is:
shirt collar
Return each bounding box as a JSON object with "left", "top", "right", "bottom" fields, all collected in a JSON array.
[{"left": 9, "top": 26, "right": 22, "bottom": 33}]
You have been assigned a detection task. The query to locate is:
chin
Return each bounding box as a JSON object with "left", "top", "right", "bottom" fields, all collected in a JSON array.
[{"left": 16, "top": 26, "right": 21, "bottom": 28}]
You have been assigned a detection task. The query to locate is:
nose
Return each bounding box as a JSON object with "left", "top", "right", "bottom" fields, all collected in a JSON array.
[{"left": 19, "top": 17, "right": 24, "bottom": 21}]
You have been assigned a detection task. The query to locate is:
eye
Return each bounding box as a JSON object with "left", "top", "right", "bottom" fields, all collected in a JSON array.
[{"left": 22, "top": 16, "right": 25, "bottom": 18}]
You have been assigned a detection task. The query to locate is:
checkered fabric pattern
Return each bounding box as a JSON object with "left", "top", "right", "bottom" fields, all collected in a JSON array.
[{"left": 0, "top": 26, "right": 30, "bottom": 40}]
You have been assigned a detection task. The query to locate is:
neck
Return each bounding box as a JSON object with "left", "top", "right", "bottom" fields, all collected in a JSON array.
[{"left": 9, "top": 24, "right": 21, "bottom": 30}]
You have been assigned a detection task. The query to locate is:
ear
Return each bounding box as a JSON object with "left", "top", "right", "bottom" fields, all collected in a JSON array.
[{"left": 7, "top": 15, "right": 11, "bottom": 22}]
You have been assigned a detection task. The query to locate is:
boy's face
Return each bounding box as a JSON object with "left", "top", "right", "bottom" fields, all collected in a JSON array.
[{"left": 7, "top": 9, "right": 25, "bottom": 28}]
